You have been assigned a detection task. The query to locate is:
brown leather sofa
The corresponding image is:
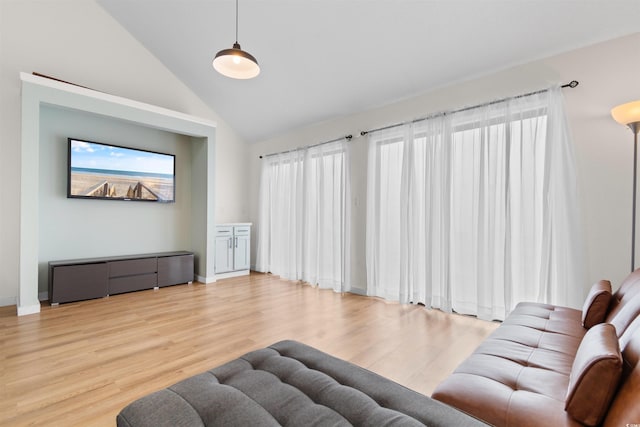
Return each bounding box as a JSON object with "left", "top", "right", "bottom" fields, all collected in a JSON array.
[{"left": 432, "top": 269, "right": 640, "bottom": 427}]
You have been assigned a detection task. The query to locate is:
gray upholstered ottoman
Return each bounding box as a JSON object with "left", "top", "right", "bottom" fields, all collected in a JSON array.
[{"left": 117, "top": 340, "right": 487, "bottom": 426}]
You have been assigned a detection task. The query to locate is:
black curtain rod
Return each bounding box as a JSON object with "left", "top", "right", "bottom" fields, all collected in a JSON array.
[
  {"left": 359, "top": 80, "right": 579, "bottom": 137},
  {"left": 259, "top": 135, "right": 353, "bottom": 159}
]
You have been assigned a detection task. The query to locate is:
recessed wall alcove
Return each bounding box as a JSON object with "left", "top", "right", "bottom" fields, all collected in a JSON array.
[{"left": 19, "top": 73, "right": 217, "bottom": 316}]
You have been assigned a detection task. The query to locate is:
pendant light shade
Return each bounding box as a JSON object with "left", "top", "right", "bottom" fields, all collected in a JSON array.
[
  {"left": 213, "top": 0, "right": 260, "bottom": 79},
  {"left": 213, "top": 42, "right": 260, "bottom": 79}
]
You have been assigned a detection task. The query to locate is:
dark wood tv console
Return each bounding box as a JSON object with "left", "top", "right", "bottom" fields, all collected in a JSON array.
[{"left": 48, "top": 251, "right": 194, "bottom": 305}]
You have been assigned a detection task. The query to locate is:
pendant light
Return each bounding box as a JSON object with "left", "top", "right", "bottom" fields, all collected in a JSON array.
[{"left": 213, "top": 0, "right": 260, "bottom": 79}]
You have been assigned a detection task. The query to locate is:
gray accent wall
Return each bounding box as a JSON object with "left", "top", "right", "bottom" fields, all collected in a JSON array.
[{"left": 38, "top": 106, "right": 193, "bottom": 293}]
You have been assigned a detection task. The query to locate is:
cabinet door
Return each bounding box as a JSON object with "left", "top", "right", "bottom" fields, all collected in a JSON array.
[
  {"left": 234, "top": 235, "right": 250, "bottom": 271},
  {"left": 215, "top": 236, "right": 234, "bottom": 273},
  {"left": 157, "top": 254, "right": 194, "bottom": 287},
  {"left": 51, "top": 263, "right": 108, "bottom": 303}
]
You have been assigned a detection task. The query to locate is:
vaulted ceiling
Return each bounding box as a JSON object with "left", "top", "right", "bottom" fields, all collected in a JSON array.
[{"left": 97, "top": 0, "right": 640, "bottom": 143}]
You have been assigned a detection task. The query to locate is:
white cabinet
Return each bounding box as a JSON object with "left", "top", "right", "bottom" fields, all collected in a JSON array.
[
  {"left": 233, "top": 226, "right": 250, "bottom": 271},
  {"left": 214, "top": 226, "right": 234, "bottom": 273},
  {"left": 215, "top": 223, "right": 251, "bottom": 278}
]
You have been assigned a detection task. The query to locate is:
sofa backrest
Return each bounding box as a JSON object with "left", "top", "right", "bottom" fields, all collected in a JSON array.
[
  {"left": 603, "top": 315, "right": 640, "bottom": 427},
  {"left": 601, "top": 270, "right": 640, "bottom": 427},
  {"left": 606, "top": 268, "right": 640, "bottom": 339}
]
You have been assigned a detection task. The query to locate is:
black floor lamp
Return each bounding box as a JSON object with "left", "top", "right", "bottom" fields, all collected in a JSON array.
[{"left": 612, "top": 100, "right": 640, "bottom": 272}]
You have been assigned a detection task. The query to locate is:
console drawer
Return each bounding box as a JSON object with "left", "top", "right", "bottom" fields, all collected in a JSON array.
[
  {"left": 234, "top": 226, "right": 250, "bottom": 236},
  {"left": 109, "top": 273, "right": 157, "bottom": 295},
  {"left": 109, "top": 257, "right": 157, "bottom": 278},
  {"left": 216, "top": 226, "right": 233, "bottom": 236}
]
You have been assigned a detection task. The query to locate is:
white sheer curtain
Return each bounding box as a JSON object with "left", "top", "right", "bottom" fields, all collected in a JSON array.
[
  {"left": 256, "top": 140, "right": 351, "bottom": 292},
  {"left": 366, "top": 87, "right": 583, "bottom": 320}
]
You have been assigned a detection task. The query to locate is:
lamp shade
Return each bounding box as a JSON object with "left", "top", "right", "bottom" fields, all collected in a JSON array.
[
  {"left": 611, "top": 100, "right": 640, "bottom": 126},
  {"left": 213, "top": 42, "right": 260, "bottom": 79}
]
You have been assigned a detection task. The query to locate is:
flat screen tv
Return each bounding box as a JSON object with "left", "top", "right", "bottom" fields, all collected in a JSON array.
[{"left": 67, "top": 138, "right": 175, "bottom": 203}]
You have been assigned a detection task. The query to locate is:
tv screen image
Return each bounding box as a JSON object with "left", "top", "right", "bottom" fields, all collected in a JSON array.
[{"left": 67, "top": 138, "right": 175, "bottom": 203}]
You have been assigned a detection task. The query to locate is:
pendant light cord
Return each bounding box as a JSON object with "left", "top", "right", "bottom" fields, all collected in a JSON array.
[{"left": 235, "top": 0, "right": 239, "bottom": 43}]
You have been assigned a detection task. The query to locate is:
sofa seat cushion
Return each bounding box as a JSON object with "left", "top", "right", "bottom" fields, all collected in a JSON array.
[
  {"left": 432, "top": 302, "right": 587, "bottom": 427},
  {"left": 117, "top": 340, "right": 489, "bottom": 427}
]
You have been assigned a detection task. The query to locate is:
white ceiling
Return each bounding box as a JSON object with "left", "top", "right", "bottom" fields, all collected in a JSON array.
[{"left": 96, "top": 0, "right": 640, "bottom": 143}]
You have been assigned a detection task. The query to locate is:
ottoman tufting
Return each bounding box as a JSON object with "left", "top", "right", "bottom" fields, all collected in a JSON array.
[{"left": 117, "top": 340, "right": 487, "bottom": 426}]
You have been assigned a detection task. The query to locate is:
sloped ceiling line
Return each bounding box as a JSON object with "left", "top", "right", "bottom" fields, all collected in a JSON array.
[{"left": 96, "top": 0, "right": 640, "bottom": 143}]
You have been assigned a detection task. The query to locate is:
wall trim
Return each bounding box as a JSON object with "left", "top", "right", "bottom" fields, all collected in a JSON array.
[
  {"left": 19, "top": 72, "right": 217, "bottom": 316},
  {"left": 215, "top": 270, "right": 250, "bottom": 280},
  {"left": 196, "top": 275, "right": 216, "bottom": 284},
  {"left": 17, "top": 304, "right": 41, "bottom": 316},
  {"left": 21, "top": 73, "right": 217, "bottom": 129}
]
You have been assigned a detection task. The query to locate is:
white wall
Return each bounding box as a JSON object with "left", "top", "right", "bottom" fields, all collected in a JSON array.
[
  {"left": 0, "top": 0, "right": 249, "bottom": 306},
  {"left": 248, "top": 33, "right": 640, "bottom": 299}
]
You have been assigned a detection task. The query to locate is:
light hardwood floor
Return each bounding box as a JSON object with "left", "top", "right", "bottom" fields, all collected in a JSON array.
[{"left": 1, "top": 272, "right": 498, "bottom": 426}]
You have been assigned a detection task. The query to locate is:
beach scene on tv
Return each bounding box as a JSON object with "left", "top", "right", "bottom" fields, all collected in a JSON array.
[{"left": 69, "top": 139, "right": 175, "bottom": 202}]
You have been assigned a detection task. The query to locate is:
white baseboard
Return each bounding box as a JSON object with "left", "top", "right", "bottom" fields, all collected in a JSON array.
[
  {"left": 196, "top": 275, "right": 216, "bottom": 284},
  {"left": 215, "top": 270, "right": 250, "bottom": 280},
  {"left": 0, "top": 296, "right": 17, "bottom": 307},
  {"left": 17, "top": 303, "right": 41, "bottom": 316},
  {"left": 1, "top": 295, "right": 45, "bottom": 315}
]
